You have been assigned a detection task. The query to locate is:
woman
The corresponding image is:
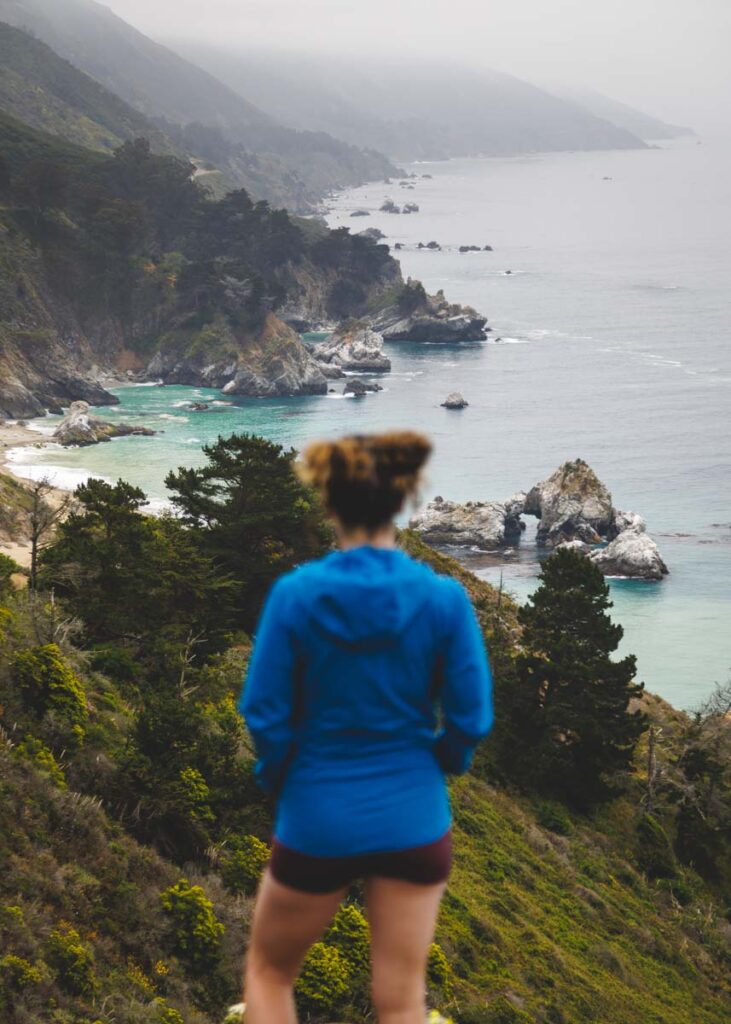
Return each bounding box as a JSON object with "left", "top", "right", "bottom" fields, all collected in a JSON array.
[{"left": 238, "top": 431, "right": 493, "bottom": 1024}]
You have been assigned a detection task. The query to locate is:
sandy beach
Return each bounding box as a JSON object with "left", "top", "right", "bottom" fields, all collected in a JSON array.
[{"left": 0, "top": 419, "right": 72, "bottom": 569}]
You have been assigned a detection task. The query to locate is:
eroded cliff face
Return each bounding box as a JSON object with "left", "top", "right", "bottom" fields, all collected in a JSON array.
[
  {"left": 147, "top": 312, "right": 327, "bottom": 397},
  {"left": 0, "top": 216, "right": 127, "bottom": 417}
]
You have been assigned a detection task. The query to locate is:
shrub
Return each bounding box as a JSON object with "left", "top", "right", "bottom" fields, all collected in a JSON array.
[
  {"left": 15, "top": 735, "right": 66, "bottom": 788},
  {"left": 427, "top": 942, "right": 453, "bottom": 999},
  {"left": 13, "top": 643, "right": 88, "bottom": 739},
  {"left": 175, "top": 766, "right": 215, "bottom": 824},
  {"left": 0, "top": 953, "right": 43, "bottom": 989},
  {"left": 154, "top": 998, "right": 185, "bottom": 1024},
  {"left": 535, "top": 801, "right": 573, "bottom": 836},
  {"left": 160, "top": 879, "right": 224, "bottom": 973},
  {"left": 89, "top": 645, "right": 141, "bottom": 686},
  {"left": 636, "top": 813, "right": 677, "bottom": 879},
  {"left": 0, "top": 553, "right": 21, "bottom": 592},
  {"left": 221, "top": 834, "right": 270, "bottom": 895},
  {"left": 324, "top": 903, "right": 370, "bottom": 977},
  {"left": 46, "top": 922, "right": 96, "bottom": 995},
  {"left": 295, "top": 941, "right": 350, "bottom": 1018}
]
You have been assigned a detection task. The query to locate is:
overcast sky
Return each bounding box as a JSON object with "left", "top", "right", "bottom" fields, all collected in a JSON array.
[{"left": 100, "top": 0, "right": 731, "bottom": 133}]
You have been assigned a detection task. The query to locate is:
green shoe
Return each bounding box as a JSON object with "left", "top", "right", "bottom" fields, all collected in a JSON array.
[
  {"left": 223, "top": 1003, "right": 246, "bottom": 1023},
  {"left": 427, "top": 1012, "right": 453, "bottom": 1024}
]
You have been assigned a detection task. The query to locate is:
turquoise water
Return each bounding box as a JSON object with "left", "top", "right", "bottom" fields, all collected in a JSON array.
[{"left": 9, "top": 139, "right": 731, "bottom": 709}]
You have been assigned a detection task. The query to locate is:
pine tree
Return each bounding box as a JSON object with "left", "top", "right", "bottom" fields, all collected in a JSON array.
[
  {"left": 506, "top": 547, "right": 646, "bottom": 807},
  {"left": 165, "top": 433, "right": 331, "bottom": 632}
]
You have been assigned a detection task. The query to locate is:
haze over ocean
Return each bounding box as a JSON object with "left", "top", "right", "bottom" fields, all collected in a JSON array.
[{"left": 10, "top": 138, "right": 731, "bottom": 709}]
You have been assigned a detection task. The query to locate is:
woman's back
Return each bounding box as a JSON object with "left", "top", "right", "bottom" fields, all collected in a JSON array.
[
  {"left": 239, "top": 430, "right": 493, "bottom": 1024},
  {"left": 241, "top": 545, "right": 493, "bottom": 855}
]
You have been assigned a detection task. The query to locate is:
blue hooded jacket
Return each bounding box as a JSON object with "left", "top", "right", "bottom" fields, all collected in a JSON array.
[{"left": 238, "top": 545, "right": 493, "bottom": 856}]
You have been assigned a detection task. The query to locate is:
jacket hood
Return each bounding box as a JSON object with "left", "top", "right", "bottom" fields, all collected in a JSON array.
[{"left": 301, "top": 547, "right": 434, "bottom": 651}]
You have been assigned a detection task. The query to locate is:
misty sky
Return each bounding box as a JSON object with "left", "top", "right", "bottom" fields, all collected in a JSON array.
[{"left": 100, "top": 0, "right": 731, "bottom": 132}]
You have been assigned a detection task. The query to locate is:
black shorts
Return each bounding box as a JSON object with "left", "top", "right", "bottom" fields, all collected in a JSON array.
[{"left": 269, "top": 829, "right": 453, "bottom": 894}]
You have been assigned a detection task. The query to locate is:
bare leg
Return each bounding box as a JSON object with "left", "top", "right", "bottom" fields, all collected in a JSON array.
[
  {"left": 244, "top": 867, "right": 347, "bottom": 1024},
  {"left": 366, "top": 876, "right": 447, "bottom": 1024}
]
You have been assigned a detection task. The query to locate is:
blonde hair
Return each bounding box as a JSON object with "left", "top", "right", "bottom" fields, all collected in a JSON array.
[{"left": 297, "top": 431, "right": 432, "bottom": 530}]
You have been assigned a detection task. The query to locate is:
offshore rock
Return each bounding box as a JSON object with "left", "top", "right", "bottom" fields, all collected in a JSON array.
[
  {"left": 441, "top": 392, "right": 469, "bottom": 409},
  {"left": 524, "top": 459, "right": 614, "bottom": 547},
  {"left": 344, "top": 379, "right": 383, "bottom": 397},
  {"left": 369, "top": 280, "right": 487, "bottom": 343},
  {"left": 53, "top": 401, "right": 156, "bottom": 447},
  {"left": 589, "top": 531, "right": 669, "bottom": 580},
  {"left": 313, "top": 320, "right": 391, "bottom": 372},
  {"left": 409, "top": 495, "right": 525, "bottom": 550}
]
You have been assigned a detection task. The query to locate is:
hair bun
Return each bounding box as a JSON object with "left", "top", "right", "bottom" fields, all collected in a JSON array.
[
  {"left": 298, "top": 430, "right": 432, "bottom": 531},
  {"left": 370, "top": 431, "right": 432, "bottom": 479}
]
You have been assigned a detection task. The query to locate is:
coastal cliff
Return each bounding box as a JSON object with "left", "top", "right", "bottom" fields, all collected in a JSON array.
[{"left": 0, "top": 114, "right": 481, "bottom": 411}]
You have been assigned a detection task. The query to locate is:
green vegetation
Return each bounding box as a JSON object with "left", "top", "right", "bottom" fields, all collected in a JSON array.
[
  {"left": 159, "top": 880, "right": 225, "bottom": 975},
  {"left": 0, "top": 111, "right": 399, "bottom": 415},
  {"left": 499, "top": 548, "right": 646, "bottom": 808},
  {"left": 0, "top": 21, "right": 177, "bottom": 156},
  {"left": 165, "top": 433, "right": 332, "bottom": 631},
  {"left": 0, "top": 441, "right": 729, "bottom": 1022}
]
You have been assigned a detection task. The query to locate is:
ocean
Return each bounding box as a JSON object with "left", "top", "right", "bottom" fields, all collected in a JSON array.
[{"left": 8, "top": 138, "right": 731, "bottom": 710}]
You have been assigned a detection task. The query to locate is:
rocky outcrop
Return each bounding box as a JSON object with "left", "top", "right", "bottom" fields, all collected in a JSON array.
[
  {"left": 317, "top": 363, "right": 346, "bottom": 380},
  {"left": 380, "top": 200, "right": 400, "bottom": 213},
  {"left": 441, "top": 392, "right": 468, "bottom": 409},
  {"left": 410, "top": 458, "right": 669, "bottom": 578},
  {"left": 344, "top": 380, "right": 383, "bottom": 397},
  {"left": 589, "top": 531, "right": 669, "bottom": 580},
  {"left": 148, "top": 314, "right": 327, "bottom": 398},
  {"left": 313, "top": 321, "right": 391, "bottom": 372},
  {"left": 409, "top": 495, "right": 525, "bottom": 550},
  {"left": 607, "top": 509, "right": 646, "bottom": 539},
  {"left": 524, "top": 459, "right": 614, "bottom": 547},
  {"left": 52, "top": 401, "right": 156, "bottom": 447},
  {"left": 358, "top": 227, "right": 386, "bottom": 241},
  {"left": 369, "top": 280, "right": 488, "bottom": 343}
]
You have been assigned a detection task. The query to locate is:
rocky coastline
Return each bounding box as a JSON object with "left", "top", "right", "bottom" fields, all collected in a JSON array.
[{"left": 369, "top": 282, "right": 488, "bottom": 343}]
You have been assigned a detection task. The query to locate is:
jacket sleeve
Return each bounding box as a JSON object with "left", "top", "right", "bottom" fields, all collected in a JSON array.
[
  {"left": 433, "top": 580, "right": 494, "bottom": 775},
  {"left": 238, "top": 577, "right": 299, "bottom": 795}
]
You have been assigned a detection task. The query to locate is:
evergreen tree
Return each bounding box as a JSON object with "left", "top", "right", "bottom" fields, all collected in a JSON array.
[
  {"left": 40, "top": 478, "right": 231, "bottom": 662},
  {"left": 165, "top": 433, "right": 331, "bottom": 632},
  {"left": 504, "top": 547, "right": 645, "bottom": 807}
]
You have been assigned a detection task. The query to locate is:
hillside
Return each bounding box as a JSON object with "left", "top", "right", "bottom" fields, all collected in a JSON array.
[
  {"left": 0, "top": 490, "right": 729, "bottom": 1023},
  {"left": 0, "top": 20, "right": 177, "bottom": 155},
  {"left": 0, "top": 0, "right": 399, "bottom": 209},
  {"left": 553, "top": 86, "right": 695, "bottom": 141},
  {"left": 0, "top": 111, "right": 408, "bottom": 416},
  {"left": 172, "top": 46, "right": 649, "bottom": 161}
]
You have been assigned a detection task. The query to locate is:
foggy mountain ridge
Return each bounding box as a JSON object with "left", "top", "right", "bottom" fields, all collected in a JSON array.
[
  {"left": 0, "top": 19, "right": 181, "bottom": 157},
  {"left": 547, "top": 84, "right": 695, "bottom": 142},
  {"left": 170, "top": 44, "right": 653, "bottom": 161},
  {"left": 0, "top": 0, "right": 399, "bottom": 210}
]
